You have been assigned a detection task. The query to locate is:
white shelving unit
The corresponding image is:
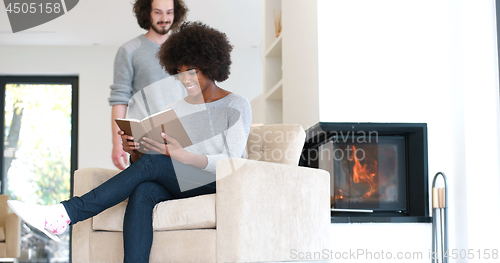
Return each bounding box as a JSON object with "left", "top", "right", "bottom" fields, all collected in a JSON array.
[
  {"left": 263, "top": 0, "right": 283, "bottom": 124},
  {"left": 262, "top": 0, "right": 320, "bottom": 128},
  {"left": 265, "top": 79, "right": 283, "bottom": 100},
  {"left": 265, "top": 34, "right": 282, "bottom": 58}
]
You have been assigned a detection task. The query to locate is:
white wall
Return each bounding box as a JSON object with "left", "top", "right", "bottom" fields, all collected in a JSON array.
[
  {"left": 0, "top": 44, "right": 262, "bottom": 170},
  {"left": 317, "top": 0, "right": 500, "bottom": 262},
  {"left": 459, "top": 0, "right": 500, "bottom": 253},
  {"left": 220, "top": 45, "right": 263, "bottom": 102}
]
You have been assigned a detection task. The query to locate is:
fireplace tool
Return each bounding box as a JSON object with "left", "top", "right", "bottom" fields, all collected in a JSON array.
[{"left": 432, "top": 172, "right": 448, "bottom": 263}]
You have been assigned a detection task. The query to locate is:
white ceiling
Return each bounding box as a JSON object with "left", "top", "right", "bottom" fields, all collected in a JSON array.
[{"left": 0, "top": 0, "right": 263, "bottom": 48}]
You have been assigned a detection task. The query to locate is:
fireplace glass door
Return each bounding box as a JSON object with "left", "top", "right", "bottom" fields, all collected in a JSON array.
[{"left": 319, "top": 136, "right": 406, "bottom": 211}]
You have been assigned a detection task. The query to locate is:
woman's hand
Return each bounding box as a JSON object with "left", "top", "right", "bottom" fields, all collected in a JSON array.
[
  {"left": 118, "top": 130, "right": 140, "bottom": 154},
  {"left": 142, "top": 133, "right": 208, "bottom": 169},
  {"left": 141, "top": 133, "right": 186, "bottom": 160},
  {"left": 118, "top": 130, "right": 144, "bottom": 164}
]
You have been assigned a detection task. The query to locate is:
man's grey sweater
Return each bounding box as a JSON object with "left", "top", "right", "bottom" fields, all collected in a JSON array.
[{"left": 109, "top": 35, "right": 186, "bottom": 119}]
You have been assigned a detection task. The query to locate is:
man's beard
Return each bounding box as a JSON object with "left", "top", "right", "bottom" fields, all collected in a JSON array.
[{"left": 151, "top": 21, "right": 171, "bottom": 35}]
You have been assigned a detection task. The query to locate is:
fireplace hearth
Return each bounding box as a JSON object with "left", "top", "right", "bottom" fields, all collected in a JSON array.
[{"left": 301, "top": 123, "right": 431, "bottom": 223}]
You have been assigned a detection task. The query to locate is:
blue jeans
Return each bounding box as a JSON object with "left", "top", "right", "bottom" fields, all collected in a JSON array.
[{"left": 62, "top": 154, "right": 216, "bottom": 263}]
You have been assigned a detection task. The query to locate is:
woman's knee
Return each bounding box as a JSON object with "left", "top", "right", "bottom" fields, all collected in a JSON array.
[
  {"left": 132, "top": 154, "right": 173, "bottom": 175},
  {"left": 128, "top": 182, "right": 172, "bottom": 207}
]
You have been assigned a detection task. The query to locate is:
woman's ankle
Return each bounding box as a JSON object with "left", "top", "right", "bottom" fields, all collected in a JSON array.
[{"left": 44, "top": 204, "right": 71, "bottom": 235}]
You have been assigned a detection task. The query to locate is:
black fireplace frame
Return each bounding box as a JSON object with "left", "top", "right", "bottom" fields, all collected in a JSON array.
[{"left": 301, "top": 122, "right": 431, "bottom": 223}]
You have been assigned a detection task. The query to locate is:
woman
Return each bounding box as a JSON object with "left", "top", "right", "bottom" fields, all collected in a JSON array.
[{"left": 8, "top": 21, "right": 252, "bottom": 263}]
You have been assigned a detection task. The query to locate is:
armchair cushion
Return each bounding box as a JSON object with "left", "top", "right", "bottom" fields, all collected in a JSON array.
[
  {"left": 92, "top": 193, "right": 216, "bottom": 232},
  {"left": 153, "top": 193, "right": 216, "bottom": 231}
]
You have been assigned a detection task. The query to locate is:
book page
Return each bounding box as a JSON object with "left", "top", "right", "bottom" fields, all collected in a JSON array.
[{"left": 145, "top": 109, "right": 192, "bottom": 148}]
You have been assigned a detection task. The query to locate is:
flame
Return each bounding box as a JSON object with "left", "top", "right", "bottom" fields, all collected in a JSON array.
[{"left": 352, "top": 146, "right": 377, "bottom": 198}]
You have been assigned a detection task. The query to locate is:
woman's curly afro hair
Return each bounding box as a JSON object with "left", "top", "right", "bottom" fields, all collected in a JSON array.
[
  {"left": 158, "top": 21, "right": 233, "bottom": 82},
  {"left": 133, "top": 0, "right": 188, "bottom": 31}
]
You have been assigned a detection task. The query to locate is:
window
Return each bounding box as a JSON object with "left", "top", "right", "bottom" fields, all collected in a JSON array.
[{"left": 0, "top": 76, "right": 78, "bottom": 262}]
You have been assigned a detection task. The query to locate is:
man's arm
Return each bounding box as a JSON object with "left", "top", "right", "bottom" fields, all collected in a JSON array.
[
  {"left": 112, "top": 104, "right": 128, "bottom": 170},
  {"left": 109, "top": 43, "right": 135, "bottom": 170}
]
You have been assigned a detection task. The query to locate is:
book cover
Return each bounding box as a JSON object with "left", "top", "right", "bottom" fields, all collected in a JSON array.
[{"left": 115, "top": 109, "right": 193, "bottom": 153}]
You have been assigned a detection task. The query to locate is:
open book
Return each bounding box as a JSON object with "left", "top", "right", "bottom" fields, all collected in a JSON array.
[{"left": 115, "top": 108, "right": 192, "bottom": 153}]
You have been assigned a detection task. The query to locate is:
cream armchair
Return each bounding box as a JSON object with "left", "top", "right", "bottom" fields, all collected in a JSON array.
[
  {"left": 0, "top": 195, "right": 21, "bottom": 259},
  {"left": 72, "top": 124, "right": 330, "bottom": 263}
]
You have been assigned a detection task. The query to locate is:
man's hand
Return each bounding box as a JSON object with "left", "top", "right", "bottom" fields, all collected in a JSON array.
[
  {"left": 112, "top": 104, "right": 128, "bottom": 170},
  {"left": 112, "top": 144, "right": 128, "bottom": 170}
]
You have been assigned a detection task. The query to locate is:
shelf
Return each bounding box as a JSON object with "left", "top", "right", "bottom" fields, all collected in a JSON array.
[
  {"left": 265, "top": 79, "right": 283, "bottom": 100},
  {"left": 264, "top": 34, "right": 282, "bottom": 58}
]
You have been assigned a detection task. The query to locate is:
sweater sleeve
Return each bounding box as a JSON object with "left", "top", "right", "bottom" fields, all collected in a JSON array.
[
  {"left": 108, "top": 45, "right": 135, "bottom": 106},
  {"left": 203, "top": 97, "right": 252, "bottom": 173}
]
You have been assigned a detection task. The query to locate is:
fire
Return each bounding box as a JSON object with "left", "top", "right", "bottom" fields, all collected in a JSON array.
[{"left": 352, "top": 146, "right": 377, "bottom": 198}]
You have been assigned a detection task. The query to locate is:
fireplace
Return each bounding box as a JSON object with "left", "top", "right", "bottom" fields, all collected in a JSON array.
[{"left": 300, "top": 123, "right": 431, "bottom": 223}]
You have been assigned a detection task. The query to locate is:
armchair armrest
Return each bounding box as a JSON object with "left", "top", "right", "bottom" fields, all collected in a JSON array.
[
  {"left": 73, "top": 167, "right": 121, "bottom": 196},
  {"left": 215, "top": 158, "right": 330, "bottom": 263},
  {"left": 72, "top": 167, "right": 120, "bottom": 263},
  {"left": 5, "top": 213, "right": 21, "bottom": 258}
]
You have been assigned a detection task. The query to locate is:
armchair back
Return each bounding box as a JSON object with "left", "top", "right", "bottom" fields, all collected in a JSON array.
[{"left": 246, "top": 124, "right": 305, "bottom": 165}]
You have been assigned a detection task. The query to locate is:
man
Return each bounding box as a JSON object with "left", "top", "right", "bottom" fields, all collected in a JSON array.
[{"left": 109, "top": 0, "right": 188, "bottom": 170}]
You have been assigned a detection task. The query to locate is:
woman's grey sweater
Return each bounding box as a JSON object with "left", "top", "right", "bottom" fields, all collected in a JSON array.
[{"left": 166, "top": 93, "right": 252, "bottom": 174}]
